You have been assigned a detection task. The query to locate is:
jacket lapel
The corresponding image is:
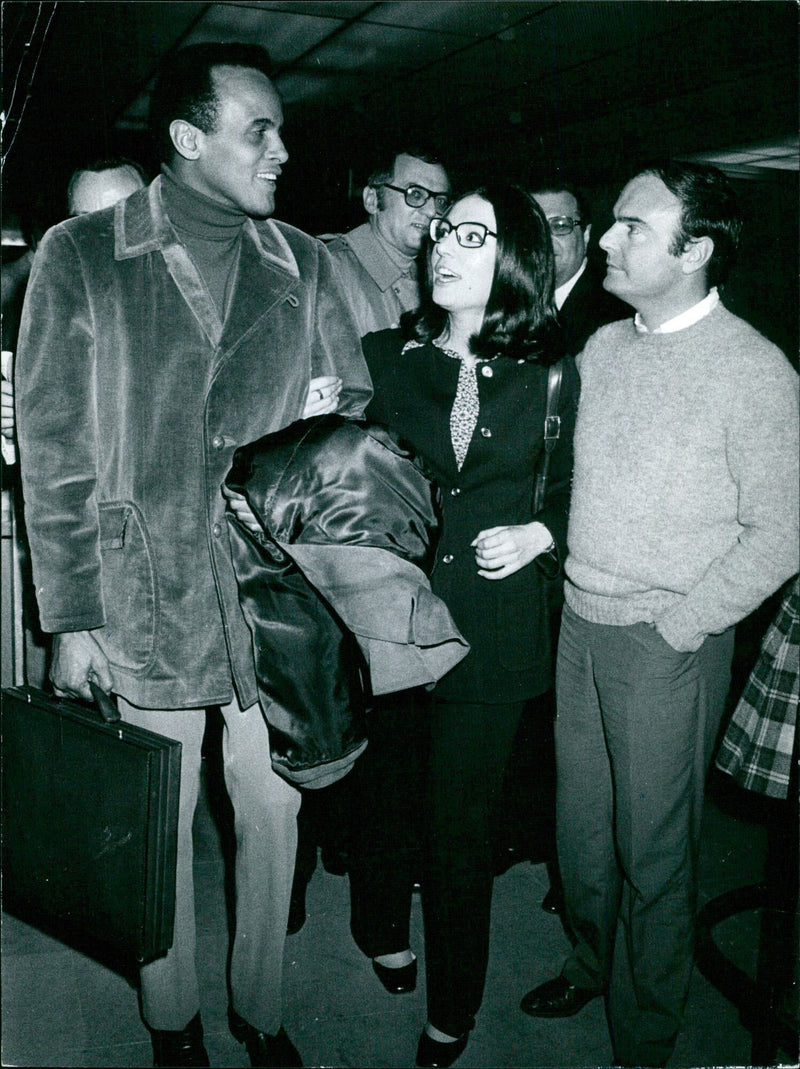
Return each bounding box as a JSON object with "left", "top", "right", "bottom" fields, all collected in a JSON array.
[
  {"left": 116, "top": 178, "right": 223, "bottom": 347},
  {"left": 115, "top": 179, "right": 303, "bottom": 354},
  {"left": 218, "top": 218, "right": 301, "bottom": 357}
]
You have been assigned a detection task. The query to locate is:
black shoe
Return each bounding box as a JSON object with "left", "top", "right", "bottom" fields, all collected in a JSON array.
[
  {"left": 415, "top": 1029, "right": 468, "bottom": 1067},
  {"left": 541, "top": 884, "right": 565, "bottom": 916},
  {"left": 150, "top": 1012, "right": 210, "bottom": 1067},
  {"left": 372, "top": 956, "right": 417, "bottom": 994},
  {"left": 520, "top": 975, "right": 599, "bottom": 1018},
  {"left": 287, "top": 886, "right": 307, "bottom": 935},
  {"left": 229, "top": 1011, "right": 303, "bottom": 1067}
]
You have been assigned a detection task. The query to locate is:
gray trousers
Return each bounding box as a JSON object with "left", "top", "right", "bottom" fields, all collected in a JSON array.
[
  {"left": 555, "top": 605, "right": 734, "bottom": 1067},
  {"left": 120, "top": 693, "right": 300, "bottom": 1034}
]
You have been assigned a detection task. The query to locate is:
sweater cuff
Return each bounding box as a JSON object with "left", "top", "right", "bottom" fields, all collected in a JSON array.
[{"left": 654, "top": 601, "right": 706, "bottom": 653}]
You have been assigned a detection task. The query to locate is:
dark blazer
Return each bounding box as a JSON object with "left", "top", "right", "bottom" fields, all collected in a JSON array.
[
  {"left": 559, "top": 261, "right": 630, "bottom": 357},
  {"left": 16, "top": 177, "right": 373, "bottom": 710},
  {"left": 363, "top": 331, "right": 578, "bottom": 704}
]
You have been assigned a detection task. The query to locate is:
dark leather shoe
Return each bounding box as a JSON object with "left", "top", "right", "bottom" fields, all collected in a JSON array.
[
  {"left": 229, "top": 1011, "right": 303, "bottom": 1067},
  {"left": 541, "top": 884, "right": 565, "bottom": 915},
  {"left": 150, "top": 1012, "right": 210, "bottom": 1067},
  {"left": 372, "top": 956, "right": 417, "bottom": 993},
  {"left": 415, "top": 1029, "right": 468, "bottom": 1067},
  {"left": 520, "top": 975, "right": 599, "bottom": 1018}
]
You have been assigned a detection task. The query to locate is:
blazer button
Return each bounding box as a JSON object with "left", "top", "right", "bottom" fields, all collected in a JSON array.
[
  {"left": 449, "top": 486, "right": 461, "bottom": 496},
  {"left": 480, "top": 426, "right": 492, "bottom": 438},
  {"left": 480, "top": 364, "right": 493, "bottom": 378},
  {"left": 212, "top": 523, "right": 222, "bottom": 537},
  {"left": 442, "top": 553, "right": 454, "bottom": 564},
  {"left": 212, "top": 435, "right": 224, "bottom": 450}
]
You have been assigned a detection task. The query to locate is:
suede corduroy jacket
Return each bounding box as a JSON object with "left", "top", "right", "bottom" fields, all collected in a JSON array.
[{"left": 16, "top": 177, "right": 373, "bottom": 711}]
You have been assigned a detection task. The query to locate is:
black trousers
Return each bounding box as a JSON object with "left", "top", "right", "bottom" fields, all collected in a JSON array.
[
  {"left": 423, "top": 698, "right": 526, "bottom": 1037},
  {"left": 348, "top": 689, "right": 429, "bottom": 958}
]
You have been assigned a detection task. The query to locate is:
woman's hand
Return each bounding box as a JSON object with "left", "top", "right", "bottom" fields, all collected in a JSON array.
[
  {"left": 303, "top": 375, "right": 342, "bottom": 419},
  {"left": 472, "top": 522, "right": 555, "bottom": 580},
  {"left": 221, "top": 485, "right": 262, "bottom": 535}
]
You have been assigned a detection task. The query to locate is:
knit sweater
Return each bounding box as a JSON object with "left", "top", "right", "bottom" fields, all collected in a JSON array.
[{"left": 565, "top": 303, "right": 799, "bottom": 652}]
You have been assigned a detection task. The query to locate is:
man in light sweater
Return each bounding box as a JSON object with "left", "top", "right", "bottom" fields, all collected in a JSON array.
[{"left": 520, "top": 161, "right": 799, "bottom": 1067}]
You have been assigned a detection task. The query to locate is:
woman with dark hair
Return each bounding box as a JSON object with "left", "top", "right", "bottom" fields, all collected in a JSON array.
[{"left": 352, "top": 184, "right": 579, "bottom": 1066}]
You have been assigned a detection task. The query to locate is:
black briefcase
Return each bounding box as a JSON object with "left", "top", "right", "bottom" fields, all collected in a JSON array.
[{"left": 1, "top": 684, "right": 181, "bottom": 962}]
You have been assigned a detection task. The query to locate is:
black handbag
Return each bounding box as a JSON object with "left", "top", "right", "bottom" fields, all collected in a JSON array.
[{"left": 1, "top": 683, "right": 181, "bottom": 962}]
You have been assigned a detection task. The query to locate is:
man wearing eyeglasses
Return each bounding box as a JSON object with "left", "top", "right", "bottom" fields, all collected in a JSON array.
[
  {"left": 327, "top": 147, "right": 450, "bottom": 336},
  {"left": 532, "top": 183, "right": 628, "bottom": 357}
]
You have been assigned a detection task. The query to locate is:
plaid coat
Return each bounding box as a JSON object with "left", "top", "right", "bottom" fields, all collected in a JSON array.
[{"left": 716, "top": 575, "right": 798, "bottom": 799}]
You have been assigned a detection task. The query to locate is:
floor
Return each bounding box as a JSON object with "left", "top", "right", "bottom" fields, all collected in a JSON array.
[{"left": 2, "top": 746, "right": 794, "bottom": 1069}]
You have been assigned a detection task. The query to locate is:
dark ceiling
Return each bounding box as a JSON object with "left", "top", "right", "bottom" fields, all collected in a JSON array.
[{"left": 2, "top": 1, "right": 798, "bottom": 235}]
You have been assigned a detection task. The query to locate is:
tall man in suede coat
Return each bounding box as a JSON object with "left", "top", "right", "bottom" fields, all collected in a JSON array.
[{"left": 16, "top": 43, "right": 372, "bottom": 1069}]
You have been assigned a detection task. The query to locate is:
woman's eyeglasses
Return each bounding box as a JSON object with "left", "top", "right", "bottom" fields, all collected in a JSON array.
[
  {"left": 379, "top": 183, "right": 451, "bottom": 214},
  {"left": 429, "top": 217, "right": 497, "bottom": 249}
]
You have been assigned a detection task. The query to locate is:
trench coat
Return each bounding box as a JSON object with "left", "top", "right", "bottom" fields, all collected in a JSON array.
[{"left": 16, "top": 177, "right": 373, "bottom": 710}]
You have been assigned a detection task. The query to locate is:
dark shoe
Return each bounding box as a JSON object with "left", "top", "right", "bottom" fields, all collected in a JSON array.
[
  {"left": 372, "top": 956, "right": 417, "bottom": 994},
  {"left": 229, "top": 1011, "right": 303, "bottom": 1067},
  {"left": 541, "top": 884, "right": 565, "bottom": 916},
  {"left": 150, "top": 1012, "right": 210, "bottom": 1067},
  {"left": 520, "top": 975, "right": 599, "bottom": 1018},
  {"left": 415, "top": 1029, "right": 468, "bottom": 1067},
  {"left": 287, "top": 885, "right": 307, "bottom": 935}
]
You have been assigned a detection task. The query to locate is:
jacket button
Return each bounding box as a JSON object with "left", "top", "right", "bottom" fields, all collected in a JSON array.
[
  {"left": 442, "top": 553, "right": 454, "bottom": 564},
  {"left": 480, "top": 364, "right": 493, "bottom": 378},
  {"left": 212, "top": 523, "right": 222, "bottom": 537},
  {"left": 450, "top": 486, "right": 461, "bottom": 496},
  {"left": 212, "top": 435, "right": 224, "bottom": 450},
  {"left": 480, "top": 426, "right": 492, "bottom": 438}
]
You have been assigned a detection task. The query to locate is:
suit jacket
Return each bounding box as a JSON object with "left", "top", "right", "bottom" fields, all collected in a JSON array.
[
  {"left": 16, "top": 177, "right": 373, "bottom": 710},
  {"left": 363, "top": 331, "right": 579, "bottom": 704},
  {"left": 559, "top": 261, "right": 630, "bottom": 356}
]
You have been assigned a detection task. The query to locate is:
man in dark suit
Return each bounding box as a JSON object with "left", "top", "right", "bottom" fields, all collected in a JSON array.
[{"left": 532, "top": 183, "right": 629, "bottom": 356}]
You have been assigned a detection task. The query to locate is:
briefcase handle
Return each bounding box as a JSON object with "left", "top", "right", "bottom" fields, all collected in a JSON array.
[{"left": 88, "top": 680, "right": 122, "bottom": 725}]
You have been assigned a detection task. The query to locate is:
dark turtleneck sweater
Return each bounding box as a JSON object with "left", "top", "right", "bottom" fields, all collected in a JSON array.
[{"left": 161, "top": 165, "right": 247, "bottom": 320}]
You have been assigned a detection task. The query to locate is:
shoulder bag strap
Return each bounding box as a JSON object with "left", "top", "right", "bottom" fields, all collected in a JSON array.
[{"left": 532, "top": 359, "right": 563, "bottom": 515}]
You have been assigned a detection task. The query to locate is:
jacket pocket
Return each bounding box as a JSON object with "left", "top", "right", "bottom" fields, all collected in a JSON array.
[{"left": 98, "top": 501, "right": 156, "bottom": 673}]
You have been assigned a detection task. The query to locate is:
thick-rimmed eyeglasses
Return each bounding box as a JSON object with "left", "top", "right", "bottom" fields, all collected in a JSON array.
[
  {"left": 379, "top": 183, "right": 450, "bottom": 214},
  {"left": 429, "top": 217, "right": 497, "bottom": 249},
  {"left": 547, "top": 216, "right": 583, "bottom": 237}
]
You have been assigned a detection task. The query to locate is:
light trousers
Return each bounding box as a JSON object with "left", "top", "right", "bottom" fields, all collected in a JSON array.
[
  {"left": 120, "top": 692, "right": 300, "bottom": 1034},
  {"left": 555, "top": 605, "right": 734, "bottom": 1067}
]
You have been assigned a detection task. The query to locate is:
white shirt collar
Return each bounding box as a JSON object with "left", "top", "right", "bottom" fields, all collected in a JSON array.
[
  {"left": 554, "top": 258, "right": 587, "bottom": 310},
  {"left": 634, "top": 287, "right": 719, "bottom": 334}
]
